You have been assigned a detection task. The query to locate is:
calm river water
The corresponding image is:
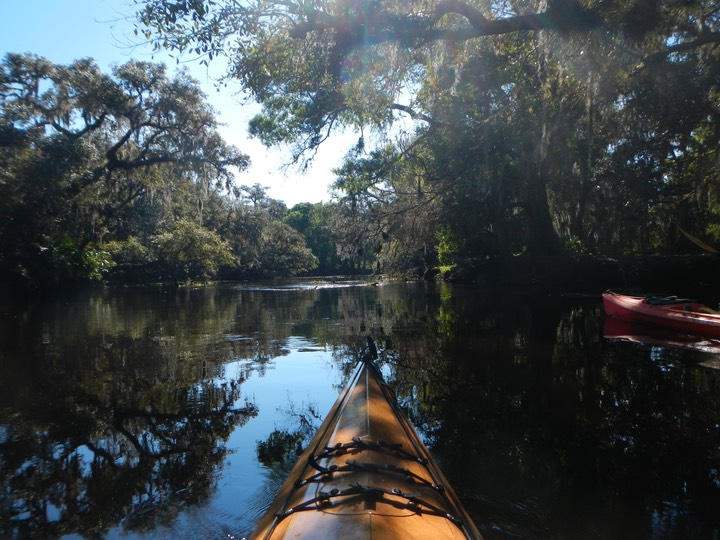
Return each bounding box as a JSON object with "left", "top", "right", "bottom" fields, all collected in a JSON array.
[{"left": 2, "top": 281, "right": 720, "bottom": 539}]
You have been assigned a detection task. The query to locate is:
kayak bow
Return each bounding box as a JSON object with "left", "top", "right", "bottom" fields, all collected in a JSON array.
[{"left": 250, "top": 357, "right": 483, "bottom": 539}]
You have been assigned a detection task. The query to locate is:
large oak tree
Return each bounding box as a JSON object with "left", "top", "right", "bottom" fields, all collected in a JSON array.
[{"left": 134, "top": 0, "right": 720, "bottom": 258}]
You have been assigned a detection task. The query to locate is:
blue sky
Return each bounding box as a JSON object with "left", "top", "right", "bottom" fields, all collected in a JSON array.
[{"left": 0, "top": 0, "right": 353, "bottom": 206}]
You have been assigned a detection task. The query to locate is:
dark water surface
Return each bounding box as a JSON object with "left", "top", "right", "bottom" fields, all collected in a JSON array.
[{"left": 2, "top": 281, "right": 720, "bottom": 539}]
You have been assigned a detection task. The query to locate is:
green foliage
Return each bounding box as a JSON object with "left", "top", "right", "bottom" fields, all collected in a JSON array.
[
  {"left": 131, "top": 0, "right": 720, "bottom": 275},
  {"left": 564, "top": 236, "right": 588, "bottom": 255},
  {"left": 0, "top": 54, "right": 329, "bottom": 288},
  {"left": 104, "top": 237, "right": 152, "bottom": 267},
  {"left": 82, "top": 245, "right": 116, "bottom": 281},
  {"left": 285, "top": 202, "right": 342, "bottom": 274},
  {"left": 5, "top": 2, "right": 720, "bottom": 287},
  {"left": 104, "top": 237, "right": 155, "bottom": 282},
  {"left": 706, "top": 204, "right": 720, "bottom": 246},
  {"left": 35, "top": 238, "right": 113, "bottom": 284},
  {"left": 436, "top": 227, "right": 459, "bottom": 267},
  {"left": 257, "top": 221, "right": 319, "bottom": 277},
  {"left": 153, "top": 219, "right": 235, "bottom": 281}
]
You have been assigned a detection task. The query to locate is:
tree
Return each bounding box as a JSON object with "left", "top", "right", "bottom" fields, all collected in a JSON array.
[
  {"left": 329, "top": 143, "right": 444, "bottom": 273},
  {"left": 210, "top": 187, "right": 319, "bottom": 278},
  {"left": 0, "top": 54, "right": 249, "bottom": 287},
  {"left": 258, "top": 221, "right": 319, "bottom": 276},
  {"left": 134, "top": 0, "right": 720, "bottom": 263},
  {"left": 285, "top": 202, "right": 343, "bottom": 274},
  {"left": 153, "top": 219, "right": 235, "bottom": 282},
  {"left": 134, "top": 0, "right": 601, "bottom": 163},
  {"left": 240, "top": 182, "right": 288, "bottom": 220}
]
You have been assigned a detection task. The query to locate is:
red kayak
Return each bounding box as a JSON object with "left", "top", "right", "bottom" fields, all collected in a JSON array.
[{"left": 602, "top": 291, "right": 720, "bottom": 337}]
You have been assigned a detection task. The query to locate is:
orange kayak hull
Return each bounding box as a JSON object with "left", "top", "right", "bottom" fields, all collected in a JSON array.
[{"left": 250, "top": 360, "right": 483, "bottom": 539}]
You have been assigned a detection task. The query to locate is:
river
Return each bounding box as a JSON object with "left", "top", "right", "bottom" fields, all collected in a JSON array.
[{"left": 1, "top": 280, "right": 720, "bottom": 539}]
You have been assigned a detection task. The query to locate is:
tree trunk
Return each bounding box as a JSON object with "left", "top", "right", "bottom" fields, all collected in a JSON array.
[
  {"left": 573, "top": 59, "right": 595, "bottom": 242},
  {"left": 527, "top": 20, "right": 563, "bottom": 256},
  {"left": 526, "top": 162, "right": 563, "bottom": 255}
]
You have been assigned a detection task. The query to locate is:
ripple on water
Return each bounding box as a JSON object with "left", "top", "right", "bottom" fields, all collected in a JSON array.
[
  {"left": 128, "top": 503, "right": 254, "bottom": 540},
  {"left": 237, "top": 279, "right": 370, "bottom": 292},
  {"left": 461, "top": 490, "right": 561, "bottom": 540}
]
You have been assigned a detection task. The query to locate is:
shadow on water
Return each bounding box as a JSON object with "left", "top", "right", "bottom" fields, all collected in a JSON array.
[{"left": 1, "top": 282, "right": 720, "bottom": 538}]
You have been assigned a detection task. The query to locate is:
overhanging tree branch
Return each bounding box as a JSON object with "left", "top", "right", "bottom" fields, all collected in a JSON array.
[
  {"left": 390, "top": 103, "right": 447, "bottom": 127},
  {"left": 289, "top": 1, "right": 599, "bottom": 49}
]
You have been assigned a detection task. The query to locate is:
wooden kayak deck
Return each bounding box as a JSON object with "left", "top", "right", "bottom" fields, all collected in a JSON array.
[{"left": 250, "top": 358, "right": 483, "bottom": 539}]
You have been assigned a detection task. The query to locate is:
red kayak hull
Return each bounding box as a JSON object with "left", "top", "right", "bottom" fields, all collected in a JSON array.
[
  {"left": 603, "top": 317, "right": 720, "bottom": 354},
  {"left": 602, "top": 291, "right": 720, "bottom": 337}
]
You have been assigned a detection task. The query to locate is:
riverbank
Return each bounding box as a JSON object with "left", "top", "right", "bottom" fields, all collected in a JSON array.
[
  {"left": 441, "top": 254, "right": 720, "bottom": 295},
  {"left": 3, "top": 254, "right": 719, "bottom": 302}
]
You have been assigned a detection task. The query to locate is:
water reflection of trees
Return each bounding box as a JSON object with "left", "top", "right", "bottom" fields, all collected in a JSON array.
[
  {"left": 372, "top": 288, "right": 720, "bottom": 539},
  {"left": 265, "top": 282, "right": 720, "bottom": 538},
  {"left": 1, "top": 381, "right": 256, "bottom": 538},
  {"left": 0, "top": 287, "right": 259, "bottom": 538},
  {"left": 4, "top": 283, "right": 720, "bottom": 538}
]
